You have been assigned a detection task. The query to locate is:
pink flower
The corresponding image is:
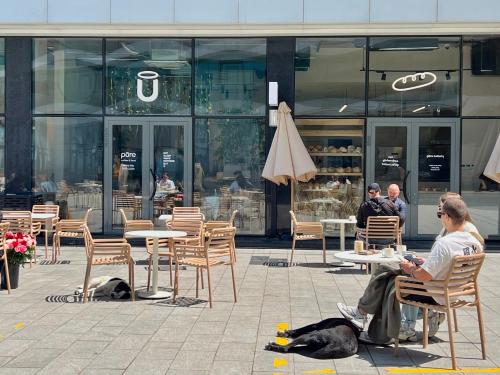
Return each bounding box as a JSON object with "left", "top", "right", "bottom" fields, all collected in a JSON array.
[
  {"left": 15, "top": 244, "right": 27, "bottom": 253},
  {"left": 15, "top": 232, "right": 24, "bottom": 240},
  {"left": 5, "top": 231, "right": 14, "bottom": 239}
]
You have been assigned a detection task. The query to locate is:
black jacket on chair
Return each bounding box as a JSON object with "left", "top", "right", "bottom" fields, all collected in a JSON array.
[{"left": 356, "top": 197, "right": 400, "bottom": 229}]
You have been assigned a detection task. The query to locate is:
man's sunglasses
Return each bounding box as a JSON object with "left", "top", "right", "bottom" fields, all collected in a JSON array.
[{"left": 368, "top": 190, "right": 376, "bottom": 194}]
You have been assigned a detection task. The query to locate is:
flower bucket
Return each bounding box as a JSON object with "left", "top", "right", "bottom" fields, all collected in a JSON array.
[{"left": 1, "top": 261, "right": 19, "bottom": 289}]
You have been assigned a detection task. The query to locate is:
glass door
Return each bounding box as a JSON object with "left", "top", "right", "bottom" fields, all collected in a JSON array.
[
  {"left": 104, "top": 118, "right": 192, "bottom": 233},
  {"left": 367, "top": 119, "right": 459, "bottom": 239}
]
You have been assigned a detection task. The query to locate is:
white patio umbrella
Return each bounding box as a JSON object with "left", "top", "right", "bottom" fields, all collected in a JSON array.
[
  {"left": 484, "top": 133, "right": 500, "bottom": 183},
  {"left": 262, "top": 102, "right": 317, "bottom": 185}
]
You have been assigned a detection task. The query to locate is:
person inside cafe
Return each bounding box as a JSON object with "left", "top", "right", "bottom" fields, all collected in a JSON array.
[
  {"left": 384, "top": 184, "right": 407, "bottom": 225},
  {"left": 157, "top": 173, "right": 176, "bottom": 192},
  {"left": 229, "top": 170, "right": 253, "bottom": 194},
  {"left": 356, "top": 182, "right": 401, "bottom": 229},
  {"left": 337, "top": 198, "right": 483, "bottom": 344}
]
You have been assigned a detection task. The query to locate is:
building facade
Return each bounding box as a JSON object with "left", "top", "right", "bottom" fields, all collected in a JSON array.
[{"left": 0, "top": 0, "right": 499, "bottom": 243}]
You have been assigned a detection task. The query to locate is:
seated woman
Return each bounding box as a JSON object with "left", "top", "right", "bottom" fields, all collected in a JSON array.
[{"left": 157, "top": 173, "right": 176, "bottom": 192}]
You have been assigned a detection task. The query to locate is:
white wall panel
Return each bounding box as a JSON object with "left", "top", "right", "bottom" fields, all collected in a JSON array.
[
  {"left": 371, "top": 0, "right": 437, "bottom": 22},
  {"left": 438, "top": 0, "right": 500, "bottom": 22},
  {"left": 48, "top": 0, "right": 110, "bottom": 23},
  {"left": 304, "top": 0, "right": 369, "bottom": 23},
  {"left": 239, "top": 0, "right": 303, "bottom": 24},
  {"left": 175, "top": 0, "right": 238, "bottom": 23},
  {"left": 0, "top": 0, "right": 47, "bottom": 23},
  {"left": 111, "top": 0, "right": 174, "bottom": 23}
]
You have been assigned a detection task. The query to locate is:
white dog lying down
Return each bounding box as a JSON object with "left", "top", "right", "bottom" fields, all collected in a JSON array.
[{"left": 75, "top": 276, "right": 132, "bottom": 300}]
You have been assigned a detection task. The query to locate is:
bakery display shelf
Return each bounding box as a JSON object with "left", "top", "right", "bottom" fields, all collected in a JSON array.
[
  {"left": 309, "top": 152, "right": 362, "bottom": 157},
  {"left": 316, "top": 173, "right": 363, "bottom": 176}
]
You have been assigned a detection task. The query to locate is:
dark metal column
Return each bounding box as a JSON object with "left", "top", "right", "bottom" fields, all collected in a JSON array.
[
  {"left": 5, "top": 37, "right": 32, "bottom": 193},
  {"left": 266, "top": 37, "right": 295, "bottom": 237}
]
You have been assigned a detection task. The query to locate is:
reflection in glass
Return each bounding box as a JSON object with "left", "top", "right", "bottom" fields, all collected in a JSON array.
[
  {"left": 368, "top": 37, "right": 460, "bottom": 117},
  {"left": 112, "top": 125, "right": 142, "bottom": 229},
  {"left": 295, "top": 38, "right": 366, "bottom": 116},
  {"left": 463, "top": 37, "right": 500, "bottom": 116},
  {"left": 194, "top": 119, "right": 265, "bottom": 234},
  {"left": 461, "top": 119, "right": 500, "bottom": 237},
  {"left": 153, "top": 125, "right": 184, "bottom": 222},
  {"left": 33, "top": 38, "right": 103, "bottom": 114},
  {"left": 0, "top": 118, "right": 4, "bottom": 192},
  {"left": 33, "top": 117, "right": 103, "bottom": 232},
  {"left": 0, "top": 39, "right": 4, "bottom": 113},
  {"left": 195, "top": 39, "right": 266, "bottom": 115},
  {"left": 374, "top": 126, "right": 407, "bottom": 195},
  {"left": 106, "top": 39, "right": 192, "bottom": 115}
]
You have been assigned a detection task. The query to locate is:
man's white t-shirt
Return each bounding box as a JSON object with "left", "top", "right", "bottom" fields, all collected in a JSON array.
[{"left": 421, "top": 231, "right": 483, "bottom": 304}]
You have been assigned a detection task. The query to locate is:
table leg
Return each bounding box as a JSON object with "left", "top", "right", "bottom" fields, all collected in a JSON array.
[
  {"left": 340, "top": 223, "right": 345, "bottom": 251},
  {"left": 137, "top": 237, "right": 172, "bottom": 299},
  {"left": 44, "top": 218, "right": 49, "bottom": 259}
]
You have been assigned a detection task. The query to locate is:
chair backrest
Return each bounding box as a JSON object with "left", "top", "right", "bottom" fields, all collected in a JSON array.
[
  {"left": 229, "top": 209, "right": 238, "bottom": 226},
  {"left": 115, "top": 194, "right": 137, "bottom": 209},
  {"left": 83, "top": 225, "right": 130, "bottom": 260},
  {"left": 206, "top": 227, "right": 236, "bottom": 261},
  {"left": 444, "top": 253, "right": 485, "bottom": 300},
  {"left": 120, "top": 209, "right": 153, "bottom": 232},
  {"left": 0, "top": 222, "right": 10, "bottom": 251},
  {"left": 170, "top": 219, "right": 204, "bottom": 243},
  {"left": 365, "top": 216, "right": 399, "bottom": 242},
  {"left": 173, "top": 207, "right": 200, "bottom": 214},
  {"left": 32, "top": 204, "right": 60, "bottom": 217},
  {"left": 289, "top": 210, "right": 298, "bottom": 228},
  {"left": 2, "top": 211, "right": 32, "bottom": 233},
  {"left": 172, "top": 207, "right": 205, "bottom": 221}
]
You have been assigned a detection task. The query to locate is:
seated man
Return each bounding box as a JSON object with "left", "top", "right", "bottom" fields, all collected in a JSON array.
[
  {"left": 338, "top": 198, "right": 483, "bottom": 343},
  {"left": 356, "top": 183, "right": 401, "bottom": 229},
  {"left": 384, "top": 184, "right": 407, "bottom": 226}
]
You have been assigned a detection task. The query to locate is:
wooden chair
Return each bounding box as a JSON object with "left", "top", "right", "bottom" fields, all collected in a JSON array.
[
  {"left": 119, "top": 209, "right": 153, "bottom": 233},
  {"left": 172, "top": 227, "right": 237, "bottom": 308},
  {"left": 289, "top": 210, "right": 325, "bottom": 264},
  {"left": 2, "top": 211, "right": 41, "bottom": 267},
  {"left": 114, "top": 194, "right": 141, "bottom": 221},
  {"left": 395, "top": 253, "right": 486, "bottom": 370},
  {"left": 172, "top": 207, "right": 205, "bottom": 221},
  {"left": 52, "top": 208, "right": 92, "bottom": 261},
  {"left": 32, "top": 204, "right": 60, "bottom": 259},
  {"left": 357, "top": 216, "right": 400, "bottom": 250},
  {"left": 0, "top": 222, "right": 11, "bottom": 293},
  {"left": 204, "top": 209, "right": 238, "bottom": 262},
  {"left": 82, "top": 225, "right": 134, "bottom": 303}
]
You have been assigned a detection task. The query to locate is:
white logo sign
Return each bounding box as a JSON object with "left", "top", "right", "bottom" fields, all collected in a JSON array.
[
  {"left": 137, "top": 71, "right": 159, "bottom": 102},
  {"left": 392, "top": 72, "right": 437, "bottom": 92}
]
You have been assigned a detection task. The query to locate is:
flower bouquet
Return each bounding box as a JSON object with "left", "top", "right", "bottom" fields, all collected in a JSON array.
[{"left": 5, "top": 231, "right": 36, "bottom": 266}]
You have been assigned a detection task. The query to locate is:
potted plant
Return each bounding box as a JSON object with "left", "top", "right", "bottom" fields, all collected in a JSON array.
[{"left": 0, "top": 232, "right": 36, "bottom": 289}]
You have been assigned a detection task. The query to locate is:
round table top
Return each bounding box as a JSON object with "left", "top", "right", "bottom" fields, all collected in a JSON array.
[
  {"left": 32, "top": 213, "right": 57, "bottom": 219},
  {"left": 320, "top": 218, "right": 357, "bottom": 224},
  {"left": 125, "top": 230, "right": 187, "bottom": 239},
  {"left": 334, "top": 250, "right": 403, "bottom": 264}
]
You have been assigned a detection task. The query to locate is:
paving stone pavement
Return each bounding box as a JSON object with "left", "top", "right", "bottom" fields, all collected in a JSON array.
[{"left": 1, "top": 246, "right": 500, "bottom": 375}]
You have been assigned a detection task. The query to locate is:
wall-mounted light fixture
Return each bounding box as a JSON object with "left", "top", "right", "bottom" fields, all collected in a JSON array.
[
  {"left": 268, "top": 82, "right": 279, "bottom": 127},
  {"left": 381, "top": 72, "right": 387, "bottom": 81}
]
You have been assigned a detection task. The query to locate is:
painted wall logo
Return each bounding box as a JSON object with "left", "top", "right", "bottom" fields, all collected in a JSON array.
[
  {"left": 137, "top": 71, "right": 159, "bottom": 102},
  {"left": 392, "top": 72, "right": 437, "bottom": 92}
]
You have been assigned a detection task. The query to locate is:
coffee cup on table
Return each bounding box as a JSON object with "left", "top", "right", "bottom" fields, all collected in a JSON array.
[
  {"left": 349, "top": 215, "right": 356, "bottom": 221},
  {"left": 354, "top": 240, "right": 364, "bottom": 253},
  {"left": 396, "top": 244, "right": 407, "bottom": 255},
  {"left": 382, "top": 247, "right": 394, "bottom": 258}
]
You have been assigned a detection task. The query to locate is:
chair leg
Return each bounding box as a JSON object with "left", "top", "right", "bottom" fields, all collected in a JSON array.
[
  {"left": 206, "top": 266, "right": 213, "bottom": 308},
  {"left": 476, "top": 303, "right": 487, "bottom": 360},
  {"left": 147, "top": 256, "right": 152, "bottom": 291},
  {"left": 82, "top": 262, "right": 92, "bottom": 304},
  {"left": 200, "top": 268, "right": 204, "bottom": 289},
  {"left": 422, "top": 307, "right": 429, "bottom": 349},
  {"left": 453, "top": 309, "right": 458, "bottom": 332},
  {"left": 230, "top": 261, "right": 237, "bottom": 303},
  {"left": 195, "top": 267, "right": 200, "bottom": 298},
  {"left": 322, "top": 236, "right": 326, "bottom": 264},
  {"left": 290, "top": 236, "right": 296, "bottom": 264},
  {"left": 3, "top": 257, "right": 11, "bottom": 294},
  {"left": 446, "top": 308, "right": 458, "bottom": 370},
  {"left": 232, "top": 239, "right": 237, "bottom": 263},
  {"left": 168, "top": 255, "right": 173, "bottom": 286},
  {"left": 173, "top": 260, "right": 179, "bottom": 303}
]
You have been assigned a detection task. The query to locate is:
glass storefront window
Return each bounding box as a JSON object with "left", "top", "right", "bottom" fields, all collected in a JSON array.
[
  {"left": 295, "top": 38, "right": 366, "bottom": 117},
  {"left": 463, "top": 37, "right": 500, "bottom": 116},
  {"left": 194, "top": 118, "right": 265, "bottom": 234},
  {"left": 33, "top": 117, "right": 103, "bottom": 232},
  {"left": 33, "top": 38, "right": 103, "bottom": 114},
  {"left": 461, "top": 119, "right": 500, "bottom": 238},
  {"left": 0, "top": 39, "right": 4, "bottom": 113},
  {"left": 368, "top": 37, "right": 460, "bottom": 117},
  {"left": 106, "top": 39, "right": 191, "bottom": 115},
  {"left": 0, "top": 118, "right": 4, "bottom": 192},
  {"left": 195, "top": 39, "right": 266, "bottom": 116}
]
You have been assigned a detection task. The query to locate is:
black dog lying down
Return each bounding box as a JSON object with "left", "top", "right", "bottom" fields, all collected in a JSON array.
[{"left": 265, "top": 318, "right": 361, "bottom": 359}]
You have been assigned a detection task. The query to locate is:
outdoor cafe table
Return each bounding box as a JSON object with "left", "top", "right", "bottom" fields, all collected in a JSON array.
[
  {"left": 125, "top": 230, "right": 186, "bottom": 299},
  {"left": 32, "top": 212, "right": 57, "bottom": 259},
  {"left": 334, "top": 250, "right": 403, "bottom": 273},
  {"left": 320, "top": 218, "right": 357, "bottom": 267}
]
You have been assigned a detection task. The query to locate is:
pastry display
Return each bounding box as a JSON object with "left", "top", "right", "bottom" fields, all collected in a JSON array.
[{"left": 339, "top": 147, "right": 347, "bottom": 153}]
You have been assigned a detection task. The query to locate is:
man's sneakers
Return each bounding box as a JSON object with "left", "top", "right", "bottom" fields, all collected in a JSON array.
[
  {"left": 428, "top": 310, "right": 446, "bottom": 337},
  {"left": 337, "top": 302, "right": 367, "bottom": 330},
  {"left": 398, "top": 327, "right": 417, "bottom": 342}
]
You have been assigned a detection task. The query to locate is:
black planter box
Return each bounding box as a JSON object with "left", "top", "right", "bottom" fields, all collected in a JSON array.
[{"left": 0, "top": 193, "right": 44, "bottom": 211}]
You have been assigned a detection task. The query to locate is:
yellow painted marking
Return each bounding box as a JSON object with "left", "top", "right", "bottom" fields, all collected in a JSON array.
[
  {"left": 276, "top": 322, "right": 289, "bottom": 332},
  {"left": 303, "top": 369, "right": 336, "bottom": 374},
  {"left": 273, "top": 358, "right": 288, "bottom": 368},
  {"left": 386, "top": 368, "right": 500, "bottom": 373},
  {"left": 275, "top": 337, "right": 289, "bottom": 345},
  {"left": 15, "top": 322, "right": 24, "bottom": 330}
]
